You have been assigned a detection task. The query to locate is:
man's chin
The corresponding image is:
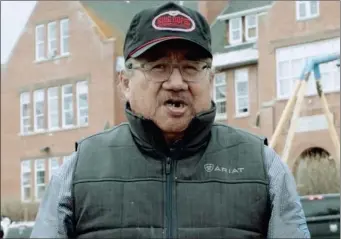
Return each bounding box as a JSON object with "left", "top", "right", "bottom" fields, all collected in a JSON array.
[{"left": 155, "top": 120, "right": 189, "bottom": 137}]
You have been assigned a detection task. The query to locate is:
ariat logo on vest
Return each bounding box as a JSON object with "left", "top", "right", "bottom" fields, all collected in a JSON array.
[{"left": 204, "top": 163, "right": 244, "bottom": 174}]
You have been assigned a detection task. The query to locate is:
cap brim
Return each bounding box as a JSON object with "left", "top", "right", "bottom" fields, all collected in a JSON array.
[{"left": 129, "top": 36, "right": 212, "bottom": 58}]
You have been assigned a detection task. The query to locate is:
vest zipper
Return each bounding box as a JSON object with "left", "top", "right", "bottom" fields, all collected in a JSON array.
[{"left": 165, "top": 156, "right": 173, "bottom": 239}]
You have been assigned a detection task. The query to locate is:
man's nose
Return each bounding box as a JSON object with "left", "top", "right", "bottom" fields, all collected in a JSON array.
[{"left": 162, "top": 68, "right": 189, "bottom": 91}]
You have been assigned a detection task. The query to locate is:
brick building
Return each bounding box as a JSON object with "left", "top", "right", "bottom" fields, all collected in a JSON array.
[
  {"left": 211, "top": 0, "right": 340, "bottom": 171},
  {"left": 1, "top": 0, "right": 339, "bottom": 203},
  {"left": 0, "top": 1, "right": 226, "bottom": 202}
]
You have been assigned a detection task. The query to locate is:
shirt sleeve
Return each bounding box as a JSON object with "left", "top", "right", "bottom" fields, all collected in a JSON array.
[
  {"left": 264, "top": 146, "right": 311, "bottom": 238},
  {"left": 30, "top": 153, "right": 77, "bottom": 238}
]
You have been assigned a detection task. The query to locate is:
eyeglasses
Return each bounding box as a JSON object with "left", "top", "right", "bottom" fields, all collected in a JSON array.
[{"left": 126, "top": 59, "right": 211, "bottom": 83}]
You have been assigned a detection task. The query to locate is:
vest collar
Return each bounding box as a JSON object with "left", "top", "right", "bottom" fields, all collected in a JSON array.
[{"left": 125, "top": 101, "right": 216, "bottom": 158}]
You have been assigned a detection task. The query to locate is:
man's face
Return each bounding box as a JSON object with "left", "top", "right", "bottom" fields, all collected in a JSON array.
[{"left": 120, "top": 40, "right": 213, "bottom": 142}]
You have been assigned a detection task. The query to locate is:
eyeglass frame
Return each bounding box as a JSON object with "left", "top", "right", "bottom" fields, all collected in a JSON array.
[{"left": 125, "top": 59, "right": 212, "bottom": 83}]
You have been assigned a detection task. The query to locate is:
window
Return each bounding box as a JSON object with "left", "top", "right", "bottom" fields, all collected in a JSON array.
[
  {"left": 21, "top": 160, "right": 32, "bottom": 202},
  {"left": 276, "top": 38, "right": 340, "bottom": 98},
  {"left": 213, "top": 73, "right": 227, "bottom": 119},
  {"left": 48, "top": 157, "right": 59, "bottom": 180},
  {"left": 47, "top": 21, "right": 57, "bottom": 57},
  {"left": 229, "top": 18, "right": 242, "bottom": 44},
  {"left": 35, "top": 24, "right": 45, "bottom": 60},
  {"left": 34, "top": 159, "right": 45, "bottom": 201},
  {"left": 48, "top": 87, "right": 59, "bottom": 129},
  {"left": 234, "top": 69, "right": 249, "bottom": 116},
  {"left": 33, "top": 89, "right": 45, "bottom": 131},
  {"left": 20, "top": 92, "right": 31, "bottom": 134},
  {"left": 296, "top": 1, "right": 319, "bottom": 20},
  {"left": 62, "top": 84, "right": 74, "bottom": 127},
  {"left": 245, "top": 15, "right": 257, "bottom": 41},
  {"left": 60, "top": 18, "right": 70, "bottom": 55},
  {"left": 76, "top": 81, "right": 89, "bottom": 126}
]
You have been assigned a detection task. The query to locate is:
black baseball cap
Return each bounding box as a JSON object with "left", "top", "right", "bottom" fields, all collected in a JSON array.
[{"left": 123, "top": 2, "right": 212, "bottom": 61}]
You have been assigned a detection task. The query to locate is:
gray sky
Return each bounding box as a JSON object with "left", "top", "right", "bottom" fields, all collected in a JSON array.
[{"left": 1, "top": 1, "right": 37, "bottom": 64}]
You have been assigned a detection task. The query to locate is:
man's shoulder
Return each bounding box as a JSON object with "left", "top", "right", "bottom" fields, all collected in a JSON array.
[
  {"left": 211, "top": 122, "right": 268, "bottom": 146},
  {"left": 75, "top": 122, "right": 132, "bottom": 151}
]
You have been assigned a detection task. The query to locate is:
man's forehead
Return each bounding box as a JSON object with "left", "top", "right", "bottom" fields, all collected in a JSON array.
[{"left": 138, "top": 40, "right": 211, "bottom": 61}]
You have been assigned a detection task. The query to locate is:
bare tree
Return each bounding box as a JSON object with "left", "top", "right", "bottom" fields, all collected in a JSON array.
[
  {"left": 1, "top": 198, "right": 38, "bottom": 221},
  {"left": 295, "top": 148, "right": 340, "bottom": 196}
]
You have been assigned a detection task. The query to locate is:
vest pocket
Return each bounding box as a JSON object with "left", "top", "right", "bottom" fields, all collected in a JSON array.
[
  {"left": 176, "top": 181, "right": 268, "bottom": 238},
  {"left": 74, "top": 180, "right": 165, "bottom": 236}
]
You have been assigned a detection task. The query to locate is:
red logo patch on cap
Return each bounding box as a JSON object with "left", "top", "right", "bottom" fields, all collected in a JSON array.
[{"left": 152, "top": 10, "right": 195, "bottom": 32}]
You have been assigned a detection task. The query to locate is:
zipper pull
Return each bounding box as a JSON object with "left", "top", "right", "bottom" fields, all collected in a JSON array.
[{"left": 165, "top": 157, "right": 171, "bottom": 174}]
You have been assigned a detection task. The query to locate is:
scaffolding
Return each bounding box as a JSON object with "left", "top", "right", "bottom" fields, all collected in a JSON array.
[{"left": 269, "top": 53, "right": 340, "bottom": 166}]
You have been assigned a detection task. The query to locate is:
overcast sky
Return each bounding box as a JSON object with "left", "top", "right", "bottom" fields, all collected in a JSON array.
[{"left": 1, "top": 1, "right": 37, "bottom": 64}]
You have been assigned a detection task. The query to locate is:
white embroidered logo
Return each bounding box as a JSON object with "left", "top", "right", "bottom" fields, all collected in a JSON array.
[
  {"left": 152, "top": 10, "right": 196, "bottom": 32},
  {"left": 204, "top": 164, "right": 244, "bottom": 174}
]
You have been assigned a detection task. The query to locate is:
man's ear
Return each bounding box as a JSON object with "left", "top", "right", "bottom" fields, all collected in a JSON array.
[{"left": 119, "top": 70, "right": 131, "bottom": 100}]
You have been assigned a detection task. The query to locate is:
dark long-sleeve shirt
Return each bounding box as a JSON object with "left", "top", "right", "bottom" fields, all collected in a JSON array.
[{"left": 31, "top": 146, "right": 311, "bottom": 238}]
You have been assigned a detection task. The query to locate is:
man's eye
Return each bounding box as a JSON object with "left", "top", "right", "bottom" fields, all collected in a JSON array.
[
  {"left": 151, "top": 64, "right": 167, "bottom": 71},
  {"left": 183, "top": 65, "right": 199, "bottom": 73}
]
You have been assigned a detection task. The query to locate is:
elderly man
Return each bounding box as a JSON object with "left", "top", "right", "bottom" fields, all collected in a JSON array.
[{"left": 31, "top": 2, "right": 310, "bottom": 239}]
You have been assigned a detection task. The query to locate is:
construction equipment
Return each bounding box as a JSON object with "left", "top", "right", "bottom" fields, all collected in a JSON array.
[{"left": 269, "top": 53, "right": 340, "bottom": 166}]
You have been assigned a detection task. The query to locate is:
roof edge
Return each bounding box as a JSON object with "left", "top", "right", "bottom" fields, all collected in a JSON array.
[
  {"left": 4, "top": 1, "right": 38, "bottom": 65},
  {"left": 79, "top": 3, "right": 113, "bottom": 40},
  {"left": 217, "top": 4, "right": 272, "bottom": 21}
]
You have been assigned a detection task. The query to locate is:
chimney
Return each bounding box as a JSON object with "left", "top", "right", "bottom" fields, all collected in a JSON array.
[{"left": 198, "top": 1, "right": 229, "bottom": 25}]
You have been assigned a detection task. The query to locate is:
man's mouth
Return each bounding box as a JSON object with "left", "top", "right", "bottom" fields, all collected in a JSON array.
[
  {"left": 164, "top": 99, "right": 188, "bottom": 117},
  {"left": 164, "top": 99, "right": 186, "bottom": 108}
]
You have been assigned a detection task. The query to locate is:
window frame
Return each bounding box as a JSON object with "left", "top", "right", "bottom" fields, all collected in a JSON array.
[
  {"left": 60, "top": 18, "right": 70, "bottom": 55},
  {"left": 229, "top": 17, "right": 242, "bottom": 45},
  {"left": 76, "top": 81, "right": 89, "bottom": 126},
  {"left": 21, "top": 160, "right": 32, "bottom": 202},
  {"left": 33, "top": 89, "right": 45, "bottom": 132},
  {"left": 62, "top": 84, "right": 74, "bottom": 128},
  {"left": 48, "top": 157, "right": 59, "bottom": 180},
  {"left": 34, "top": 159, "right": 46, "bottom": 201},
  {"left": 47, "top": 21, "right": 57, "bottom": 58},
  {"left": 35, "top": 24, "right": 45, "bottom": 61},
  {"left": 20, "top": 92, "right": 31, "bottom": 135},
  {"left": 245, "top": 14, "right": 258, "bottom": 41},
  {"left": 47, "top": 87, "right": 59, "bottom": 130},
  {"left": 276, "top": 38, "right": 340, "bottom": 99},
  {"left": 296, "top": 1, "right": 320, "bottom": 21},
  {"left": 234, "top": 68, "right": 250, "bottom": 117},
  {"left": 213, "top": 73, "right": 227, "bottom": 120}
]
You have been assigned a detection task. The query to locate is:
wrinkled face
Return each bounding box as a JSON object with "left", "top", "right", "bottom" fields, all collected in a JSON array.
[{"left": 120, "top": 40, "right": 213, "bottom": 142}]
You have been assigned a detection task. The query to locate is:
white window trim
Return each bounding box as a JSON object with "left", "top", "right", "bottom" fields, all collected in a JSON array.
[
  {"left": 21, "top": 160, "right": 32, "bottom": 202},
  {"left": 20, "top": 92, "right": 31, "bottom": 135},
  {"left": 60, "top": 18, "right": 70, "bottom": 56},
  {"left": 35, "top": 24, "right": 45, "bottom": 61},
  {"left": 34, "top": 159, "right": 45, "bottom": 202},
  {"left": 296, "top": 1, "right": 320, "bottom": 21},
  {"left": 229, "top": 17, "right": 242, "bottom": 45},
  {"left": 213, "top": 73, "right": 227, "bottom": 120},
  {"left": 62, "top": 84, "right": 74, "bottom": 128},
  {"left": 48, "top": 87, "right": 59, "bottom": 130},
  {"left": 245, "top": 14, "right": 258, "bottom": 42},
  {"left": 76, "top": 81, "right": 89, "bottom": 126},
  {"left": 276, "top": 38, "right": 340, "bottom": 99},
  {"left": 234, "top": 68, "right": 249, "bottom": 117},
  {"left": 33, "top": 89, "right": 45, "bottom": 132},
  {"left": 47, "top": 21, "right": 57, "bottom": 58},
  {"left": 48, "top": 157, "right": 59, "bottom": 180}
]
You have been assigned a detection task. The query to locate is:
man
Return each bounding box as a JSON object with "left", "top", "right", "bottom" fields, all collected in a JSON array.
[{"left": 31, "top": 2, "right": 310, "bottom": 238}]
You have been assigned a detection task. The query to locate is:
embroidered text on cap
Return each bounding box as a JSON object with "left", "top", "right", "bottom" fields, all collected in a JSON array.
[{"left": 152, "top": 10, "right": 196, "bottom": 32}]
